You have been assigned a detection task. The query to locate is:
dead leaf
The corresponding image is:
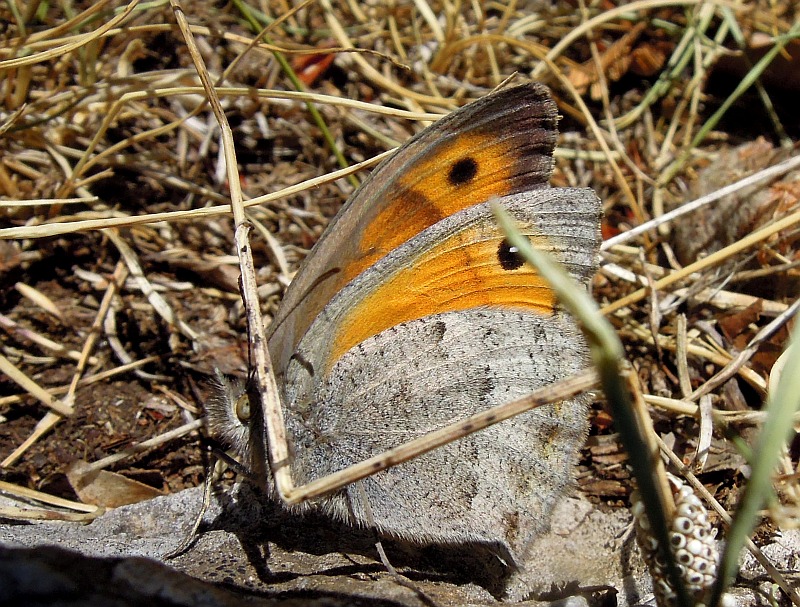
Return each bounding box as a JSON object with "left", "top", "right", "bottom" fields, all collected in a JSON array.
[{"left": 67, "top": 461, "right": 165, "bottom": 508}]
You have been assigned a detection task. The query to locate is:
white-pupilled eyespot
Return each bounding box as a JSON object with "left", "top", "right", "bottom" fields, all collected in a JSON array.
[
  {"left": 670, "top": 532, "right": 687, "bottom": 548},
  {"left": 687, "top": 571, "right": 704, "bottom": 585},
  {"left": 675, "top": 516, "right": 694, "bottom": 533},
  {"left": 695, "top": 525, "right": 708, "bottom": 540}
]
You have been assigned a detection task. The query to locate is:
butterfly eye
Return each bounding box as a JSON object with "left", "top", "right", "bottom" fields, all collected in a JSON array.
[
  {"left": 235, "top": 393, "right": 251, "bottom": 423},
  {"left": 448, "top": 156, "right": 478, "bottom": 186},
  {"left": 497, "top": 238, "right": 525, "bottom": 271}
]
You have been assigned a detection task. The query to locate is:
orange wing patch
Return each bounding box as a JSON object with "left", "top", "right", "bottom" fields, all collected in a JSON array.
[
  {"left": 341, "top": 133, "right": 519, "bottom": 288},
  {"left": 326, "top": 225, "right": 556, "bottom": 373}
]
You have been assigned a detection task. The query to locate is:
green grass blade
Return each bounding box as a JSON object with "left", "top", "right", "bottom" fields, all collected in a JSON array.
[
  {"left": 493, "top": 203, "right": 691, "bottom": 606},
  {"left": 708, "top": 318, "right": 800, "bottom": 606}
]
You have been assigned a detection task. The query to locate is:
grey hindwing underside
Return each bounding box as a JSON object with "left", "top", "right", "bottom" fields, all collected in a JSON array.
[{"left": 279, "top": 187, "right": 601, "bottom": 561}]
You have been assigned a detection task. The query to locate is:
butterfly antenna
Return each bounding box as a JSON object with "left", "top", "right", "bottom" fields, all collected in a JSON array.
[{"left": 353, "top": 482, "right": 443, "bottom": 607}]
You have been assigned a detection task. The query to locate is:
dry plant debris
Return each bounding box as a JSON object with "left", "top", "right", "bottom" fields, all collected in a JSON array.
[{"left": 0, "top": 0, "right": 799, "bottom": 602}]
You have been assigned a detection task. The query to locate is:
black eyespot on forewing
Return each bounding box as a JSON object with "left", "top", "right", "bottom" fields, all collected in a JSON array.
[
  {"left": 497, "top": 238, "right": 525, "bottom": 270},
  {"left": 448, "top": 157, "right": 478, "bottom": 186}
]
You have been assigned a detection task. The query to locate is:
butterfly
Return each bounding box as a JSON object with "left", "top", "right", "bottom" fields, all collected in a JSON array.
[{"left": 209, "top": 82, "right": 602, "bottom": 565}]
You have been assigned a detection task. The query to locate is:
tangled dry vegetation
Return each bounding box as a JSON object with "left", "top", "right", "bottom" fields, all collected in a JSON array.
[{"left": 0, "top": 0, "right": 799, "bottom": 600}]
